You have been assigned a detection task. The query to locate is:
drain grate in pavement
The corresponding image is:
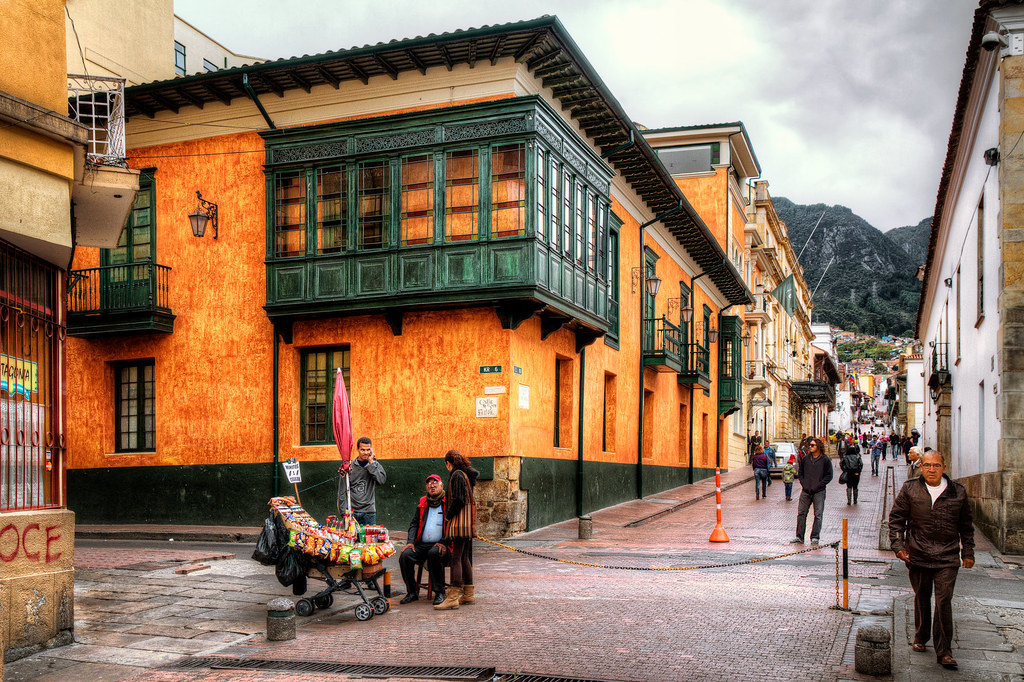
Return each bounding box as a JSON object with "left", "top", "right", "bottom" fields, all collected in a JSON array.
[
  {"left": 167, "top": 656, "right": 493, "bottom": 679},
  {"left": 167, "top": 657, "right": 620, "bottom": 681},
  {"left": 487, "top": 671, "right": 614, "bottom": 675}
]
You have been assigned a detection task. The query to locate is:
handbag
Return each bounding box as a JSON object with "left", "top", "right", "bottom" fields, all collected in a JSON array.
[
  {"left": 444, "top": 470, "right": 477, "bottom": 539},
  {"left": 838, "top": 471, "right": 848, "bottom": 485}
]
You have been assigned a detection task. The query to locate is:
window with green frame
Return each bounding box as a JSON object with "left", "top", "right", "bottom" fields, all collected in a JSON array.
[
  {"left": 605, "top": 215, "right": 621, "bottom": 347},
  {"left": 445, "top": 149, "right": 479, "bottom": 241},
  {"left": 358, "top": 161, "right": 389, "bottom": 250},
  {"left": 316, "top": 167, "right": 345, "bottom": 254},
  {"left": 267, "top": 129, "right": 611, "bottom": 283},
  {"left": 491, "top": 143, "right": 525, "bottom": 238},
  {"left": 115, "top": 360, "right": 155, "bottom": 452},
  {"left": 401, "top": 154, "right": 433, "bottom": 245},
  {"left": 105, "top": 173, "right": 154, "bottom": 266},
  {"left": 301, "top": 347, "right": 351, "bottom": 445},
  {"left": 702, "top": 305, "right": 712, "bottom": 349}
]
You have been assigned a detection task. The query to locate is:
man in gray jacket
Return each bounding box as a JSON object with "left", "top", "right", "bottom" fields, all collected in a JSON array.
[
  {"left": 345, "top": 436, "right": 387, "bottom": 525},
  {"left": 789, "top": 437, "right": 832, "bottom": 546}
]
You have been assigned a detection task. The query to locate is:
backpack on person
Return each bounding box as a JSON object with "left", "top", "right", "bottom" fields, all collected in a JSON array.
[{"left": 841, "top": 452, "right": 863, "bottom": 473}]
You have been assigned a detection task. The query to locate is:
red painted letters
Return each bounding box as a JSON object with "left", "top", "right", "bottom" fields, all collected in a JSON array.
[{"left": 0, "top": 521, "right": 64, "bottom": 563}]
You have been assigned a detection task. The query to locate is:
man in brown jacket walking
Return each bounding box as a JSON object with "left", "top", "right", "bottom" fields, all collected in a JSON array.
[{"left": 888, "top": 451, "right": 975, "bottom": 670}]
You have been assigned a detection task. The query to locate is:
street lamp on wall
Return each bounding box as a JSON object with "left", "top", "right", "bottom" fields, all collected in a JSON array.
[
  {"left": 742, "top": 330, "right": 751, "bottom": 347},
  {"left": 630, "top": 266, "right": 661, "bottom": 297},
  {"left": 708, "top": 326, "right": 719, "bottom": 344},
  {"left": 188, "top": 191, "right": 219, "bottom": 239}
]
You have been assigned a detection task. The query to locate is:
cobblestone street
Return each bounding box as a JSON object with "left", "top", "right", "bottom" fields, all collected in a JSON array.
[{"left": 5, "top": 457, "right": 1023, "bottom": 681}]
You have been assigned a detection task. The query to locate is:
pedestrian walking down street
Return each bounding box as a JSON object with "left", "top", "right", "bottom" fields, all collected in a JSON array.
[
  {"left": 752, "top": 446, "right": 770, "bottom": 500},
  {"left": 888, "top": 451, "right": 975, "bottom": 670},
  {"left": 870, "top": 436, "right": 882, "bottom": 476},
  {"left": 907, "top": 446, "right": 923, "bottom": 479},
  {"left": 790, "top": 437, "right": 832, "bottom": 546},
  {"left": 782, "top": 454, "right": 797, "bottom": 501},
  {"left": 840, "top": 444, "right": 863, "bottom": 505},
  {"left": 435, "top": 449, "right": 479, "bottom": 610}
]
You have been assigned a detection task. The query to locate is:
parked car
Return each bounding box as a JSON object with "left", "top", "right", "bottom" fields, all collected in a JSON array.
[{"left": 767, "top": 441, "right": 798, "bottom": 478}]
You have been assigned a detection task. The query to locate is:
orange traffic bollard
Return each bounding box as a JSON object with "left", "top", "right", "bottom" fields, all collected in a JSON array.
[{"left": 709, "top": 467, "right": 730, "bottom": 542}]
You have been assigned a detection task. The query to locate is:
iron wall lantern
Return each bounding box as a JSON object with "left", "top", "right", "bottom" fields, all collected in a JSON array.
[
  {"left": 631, "top": 266, "right": 661, "bottom": 297},
  {"left": 189, "top": 190, "right": 219, "bottom": 239}
]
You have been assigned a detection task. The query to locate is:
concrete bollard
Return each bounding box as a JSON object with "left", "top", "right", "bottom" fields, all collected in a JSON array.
[
  {"left": 578, "top": 516, "right": 592, "bottom": 540},
  {"left": 267, "top": 597, "right": 296, "bottom": 641},
  {"left": 854, "top": 624, "right": 891, "bottom": 676}
]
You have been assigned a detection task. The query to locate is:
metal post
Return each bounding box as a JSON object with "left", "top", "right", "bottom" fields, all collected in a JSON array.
[{"left": 842, "top": 518, "right": 849, "bottom": 610}]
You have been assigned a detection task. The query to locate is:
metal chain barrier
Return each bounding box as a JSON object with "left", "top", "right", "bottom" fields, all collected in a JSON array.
[
  {"left": 834, "top": 542, "right": 841, "bottom": 608},
  {"left": 475, "top": 535, "right": 841, "bottom": 572}
]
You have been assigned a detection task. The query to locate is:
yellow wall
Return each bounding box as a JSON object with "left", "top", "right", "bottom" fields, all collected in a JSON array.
[
  {"left": 64, "top": 0, "right": 175, "bottom": 84},
  {"left": 1, "top": 0, "right": 67, "bottom": 109}
]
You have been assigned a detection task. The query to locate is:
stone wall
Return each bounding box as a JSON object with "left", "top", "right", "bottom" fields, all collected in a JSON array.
[
  {"left": 997, "top": 51, "right": 1024, "bottom": 558},
  {"left": 0, "top": 508, "right": 75, "bottom": 663},
  {"left": 476, "top": 456, "right": 527, "bottom": 538}
]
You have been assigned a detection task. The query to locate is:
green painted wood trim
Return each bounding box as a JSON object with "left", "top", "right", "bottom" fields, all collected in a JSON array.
[{"left": 68, "top": 458, "right": 494, "bottom": 530}]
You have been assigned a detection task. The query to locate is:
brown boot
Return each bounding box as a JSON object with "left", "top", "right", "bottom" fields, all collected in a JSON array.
[
  {"left": 459, "top": 585, "right": 475, "bottom": 605},
  {"left": 434, "top": 586, "right": 462, "bottom": 610}
]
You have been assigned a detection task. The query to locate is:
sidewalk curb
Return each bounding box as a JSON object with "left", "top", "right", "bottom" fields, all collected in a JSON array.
[
  {"left": 625, "top": 475, "right": 755, "bottom": 527},
  {"left": 892, "top": 594, "right": 909, "bottom": 682},
  {"left": 76, "top": 527, "right": 261, "bottom": 543}
]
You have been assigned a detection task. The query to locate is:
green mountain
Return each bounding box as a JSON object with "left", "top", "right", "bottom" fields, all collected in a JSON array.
[
  {"left": 772, "top": 198, "right": 927, "bottom": 337},
  {"left": 886, "top": 217, "right": 932, "bottom": 265}
]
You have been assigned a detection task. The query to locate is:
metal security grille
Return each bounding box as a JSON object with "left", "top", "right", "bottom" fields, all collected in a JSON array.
[
  {"left": 168, "top": 657, "right": 493, "bottom": 679},
  {"left": 167, "top": 657, "right": 620, "bottom": 682},
  {"left": 0, "top": 241, "right": 63, "bottom": 511},
  {"left": 67, "top": 74, "right": 127, "bottom": 167}
]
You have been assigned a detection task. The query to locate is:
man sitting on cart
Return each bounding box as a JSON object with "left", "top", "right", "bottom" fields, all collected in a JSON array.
[{"left": 399, "top": 474, "right": 449, "bottom": 605}]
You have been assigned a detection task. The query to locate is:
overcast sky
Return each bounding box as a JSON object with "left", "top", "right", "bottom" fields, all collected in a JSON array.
[{"left": 173, "top": 0, "right": 977, "bottom": 232}]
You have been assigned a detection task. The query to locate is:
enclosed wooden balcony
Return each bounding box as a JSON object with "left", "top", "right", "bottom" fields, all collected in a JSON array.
[{"left": 642, "top": 316, "right": 685, "bottom": 373}]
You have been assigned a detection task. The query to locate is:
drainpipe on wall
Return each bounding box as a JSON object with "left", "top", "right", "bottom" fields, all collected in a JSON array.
[
  {"left": 576, "top": 346, "right": 586, "bottom": 518},
  {"left": 272, "top": 325, "right": 280, "bottom": 497}
]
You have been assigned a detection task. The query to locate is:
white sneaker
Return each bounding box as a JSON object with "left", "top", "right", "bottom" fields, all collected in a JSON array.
[
  {"left": 789, "top": 538, "right": 804, "bottom": 544},
  {"left": 810, "top": 539, "right": 820, "bottom": 546}
]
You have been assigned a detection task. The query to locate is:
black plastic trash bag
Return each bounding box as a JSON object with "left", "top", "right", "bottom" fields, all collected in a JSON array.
[
  {"left": 252, "top": 517, "right": 280, "bottom": 565},
  {"left": 275, "top": 548, "right": 308, "bottom": 588}
]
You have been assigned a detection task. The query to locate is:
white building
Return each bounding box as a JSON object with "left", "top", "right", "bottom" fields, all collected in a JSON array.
[{"left": 916, "top": 0, "right": 1023, "bottom": 554}]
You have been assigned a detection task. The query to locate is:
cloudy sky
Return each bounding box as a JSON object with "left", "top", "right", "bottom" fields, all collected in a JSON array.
[{"left": 174, "top": 0, "right": 977, "bottom": 232}]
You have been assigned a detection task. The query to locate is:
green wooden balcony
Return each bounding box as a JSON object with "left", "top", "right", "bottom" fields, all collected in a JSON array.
[
  {"left": 265, "top": 236, "right": 611, "bottom": 338},
  {"left": 68, "top": 262, "right": 175, "bottom": 337},
  {"left": 678, "top": 342, "right": 711, "bottom": 389},
  {"left": 642, "top": 316, "right": 685, "bottom": 373}
]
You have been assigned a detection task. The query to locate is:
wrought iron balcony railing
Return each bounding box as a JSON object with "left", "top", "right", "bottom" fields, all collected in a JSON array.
[
  {"left": 67, "top": 74, "right": 127, "bottom": 167},
  {"left": 69, "top": 263, "right": 171, "bottom": 314},
  {"left": 642, "top": 316, "right": 685, "bottom": 373}
]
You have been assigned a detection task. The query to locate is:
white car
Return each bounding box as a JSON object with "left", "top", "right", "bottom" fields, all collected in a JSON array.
[{"left": 767, "top": 442, "right": 798, "bottom": 477}]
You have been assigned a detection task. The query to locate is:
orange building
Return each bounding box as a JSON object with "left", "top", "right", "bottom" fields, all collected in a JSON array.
[
  {"left": 65, "top": 17, "right": 750, "bottom": 535},
  {"left": 642, "top": 124, "right": 761, "bottom": 470}
]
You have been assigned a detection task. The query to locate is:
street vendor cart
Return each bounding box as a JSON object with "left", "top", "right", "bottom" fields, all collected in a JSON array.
[{"left": 269, "top": 496, "right": 395, "bottom": 621}]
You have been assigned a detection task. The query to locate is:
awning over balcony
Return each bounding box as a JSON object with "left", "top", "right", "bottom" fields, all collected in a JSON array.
[{"left": 790, "top": 381, "right": 835, "bottom": 405}]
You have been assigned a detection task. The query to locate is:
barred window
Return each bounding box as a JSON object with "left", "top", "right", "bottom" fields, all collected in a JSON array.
[{"left": 115, "top": 361, "right": 155, "bottom": 452}]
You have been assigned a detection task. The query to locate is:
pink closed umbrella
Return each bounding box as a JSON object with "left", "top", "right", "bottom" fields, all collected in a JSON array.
[{"left": 332, "top": 368, "right": 353, "bottom": 512}]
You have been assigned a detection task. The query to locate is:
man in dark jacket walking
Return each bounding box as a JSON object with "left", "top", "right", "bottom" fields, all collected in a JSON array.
[
  {"left": 398, "top": 474, "right": 449, "bottom": 605},
  {"left": 790, "top": 437, "right": 832, "bottom": 546},
  {"left": 888, "top": 451, "right": 975, "bottom": 670}
]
